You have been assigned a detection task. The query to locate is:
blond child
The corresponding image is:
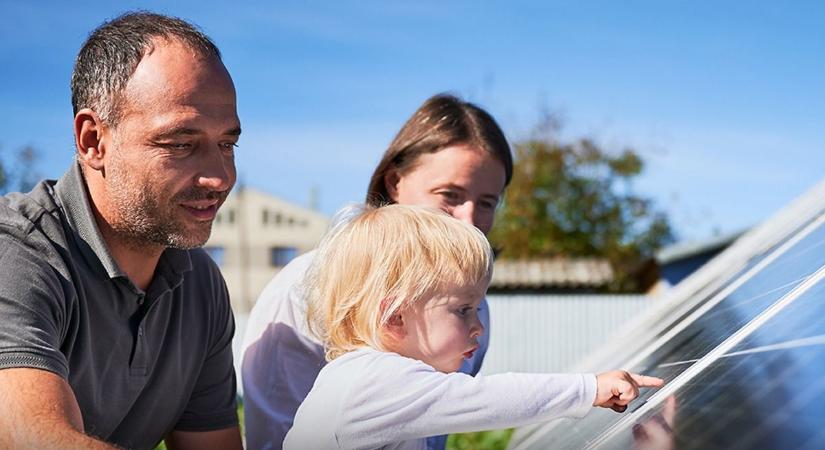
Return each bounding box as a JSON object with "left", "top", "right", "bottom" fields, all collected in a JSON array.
[{"left": 284, "top": 205, "right": 663, "bottom": 450}]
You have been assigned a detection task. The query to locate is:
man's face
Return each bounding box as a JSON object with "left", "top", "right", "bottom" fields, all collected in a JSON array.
[{"left": 102, "top": 38, "right": 240, "bottom": 249}]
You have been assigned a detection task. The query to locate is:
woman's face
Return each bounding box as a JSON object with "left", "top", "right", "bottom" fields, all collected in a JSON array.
[{"left": 385, "top": 145, "right": 507, "bottom": 235}]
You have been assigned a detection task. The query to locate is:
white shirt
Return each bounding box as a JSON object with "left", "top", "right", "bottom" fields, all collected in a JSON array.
[
  {"left": 240, "top": 251, "right": 491, "bottom": 450},
  {"left": 284, "top": 347, "right": 597, "bottom": 450}
]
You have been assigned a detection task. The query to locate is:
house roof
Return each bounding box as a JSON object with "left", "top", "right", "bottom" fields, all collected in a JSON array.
[
  {"left": 490, "top": 258, "right": 614, "bottom": 289},
  {"left": 655, "top": 228, "right": 746, "bottom": 265}
]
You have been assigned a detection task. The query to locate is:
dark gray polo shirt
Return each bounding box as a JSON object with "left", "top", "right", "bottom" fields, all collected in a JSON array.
[{"left": 0, "top": 162, "right": 238, "bottom": 449}]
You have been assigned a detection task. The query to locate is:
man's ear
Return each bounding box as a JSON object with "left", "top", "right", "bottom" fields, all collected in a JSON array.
[
  {"left": 74, "top": 108, "right": 108, "bottom": 173},
  {"left": 383, "top": 167, "right": 401, "bottom": 203}
]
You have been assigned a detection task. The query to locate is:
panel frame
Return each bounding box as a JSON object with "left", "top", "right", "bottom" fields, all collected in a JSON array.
[{"left": 586, "top": 263, "right": 825, "bottom": 449}]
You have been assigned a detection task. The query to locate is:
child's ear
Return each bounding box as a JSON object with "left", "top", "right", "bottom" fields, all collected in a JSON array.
[
  {"left": 380, "top": 297, "right": 406, "bottom": 339},
  {"left": 383, "top": 312, "right": 406, "bottom": 340}
]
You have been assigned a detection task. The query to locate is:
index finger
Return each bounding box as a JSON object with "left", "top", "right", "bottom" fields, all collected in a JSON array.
[{"left": 630, "top": 373, "right": 665, "bottom": 388}]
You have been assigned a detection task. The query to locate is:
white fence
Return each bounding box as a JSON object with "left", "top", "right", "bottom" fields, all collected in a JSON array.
[{"left": 481, "top": 294, "right": 653, "bottom": 374}]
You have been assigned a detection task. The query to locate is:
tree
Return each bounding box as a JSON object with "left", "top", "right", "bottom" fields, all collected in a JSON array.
[
  {"left": 489, "top": 119, "right": 674, "bottom": 292},
  {"left": 0, "top": 145, "right": 41, "bottom": 195}
]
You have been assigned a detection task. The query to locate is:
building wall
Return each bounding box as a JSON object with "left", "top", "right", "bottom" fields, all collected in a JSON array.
[
  {"left": 481, "top": 294, "right": 654, "bottom": 374},
  {"left": 206, "top": 188, "right": 329, "bottom": 313}
]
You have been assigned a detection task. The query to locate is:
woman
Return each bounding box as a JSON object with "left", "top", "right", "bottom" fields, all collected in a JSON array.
[{"left": 241, "top": 93, "right": 513, "bottom": 450}]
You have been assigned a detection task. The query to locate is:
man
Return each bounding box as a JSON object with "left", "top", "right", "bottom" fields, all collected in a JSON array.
[{"left": 0, "top": 12, "right": 243, "bottom": 450}]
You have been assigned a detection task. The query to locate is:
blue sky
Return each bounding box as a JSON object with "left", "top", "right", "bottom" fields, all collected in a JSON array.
[{"left": 2, "top": 1, "right": 823, "bottom": 241}]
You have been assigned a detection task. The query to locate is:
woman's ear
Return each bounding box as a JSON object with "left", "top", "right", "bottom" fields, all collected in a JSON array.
[{"left": 383, "top": 167, "right": 401, "bottom": 202}]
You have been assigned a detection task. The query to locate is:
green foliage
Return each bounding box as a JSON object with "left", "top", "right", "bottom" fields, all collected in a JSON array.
[
  {"left": 447, "top": 429, "right": 514, "bottom": 450},
  {"left": 0, "top": 145, "right": 41, "bottom": 195},
  {"left": 489, "top": 120, "right": 674, "bottom": 291}
]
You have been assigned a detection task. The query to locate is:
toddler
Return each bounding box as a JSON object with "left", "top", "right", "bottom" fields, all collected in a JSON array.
[{"left": 284, "top": 204, "right": 663, "bottom": 450}]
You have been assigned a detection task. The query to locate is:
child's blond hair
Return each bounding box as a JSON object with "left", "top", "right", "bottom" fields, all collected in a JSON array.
[{"left": 306, "top": 204, "right": 493, "bottom": 361}]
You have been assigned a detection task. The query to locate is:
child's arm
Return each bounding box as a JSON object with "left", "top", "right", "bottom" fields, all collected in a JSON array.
[{"left": 335, "top": 353, "right": 602, "bottom": 448}]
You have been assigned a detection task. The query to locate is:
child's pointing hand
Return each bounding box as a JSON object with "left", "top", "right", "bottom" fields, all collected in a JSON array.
[{"left": 594, "top": 371, "right": 665, "bottom": 412}]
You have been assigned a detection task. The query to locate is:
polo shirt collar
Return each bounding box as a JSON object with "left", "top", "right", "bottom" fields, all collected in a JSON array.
[{"left": 54, "top": 161, "right": 193, "bottom": 283}]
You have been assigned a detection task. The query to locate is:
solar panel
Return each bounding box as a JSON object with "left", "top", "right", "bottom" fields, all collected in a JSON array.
[
  {"left": 510, "top": 215, "right": 825, "bottom": 449},
  {"left": 592, "top": 266, "right": 825, "bottom": 450},
  {"left": 510, "top": 180, "right": 825, "bottom": 450}
]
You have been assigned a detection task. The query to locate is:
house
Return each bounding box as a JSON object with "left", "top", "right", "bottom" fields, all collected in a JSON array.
[
  {"left": 655, "top": 229, "right": 745, "bottom": 287},
  {"left": 205, "top": 187, "right": 329, "bottom": 314},
  {"left": 488, "top": 258, "right": 615, "bottom": 293}
]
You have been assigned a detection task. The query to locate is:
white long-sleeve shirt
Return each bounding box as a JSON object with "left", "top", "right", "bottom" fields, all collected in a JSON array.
[
  {"left": 284, "top": 347, "right": 597, "bottom": 450},
  {"left": 241, "top": 250, "right": 490, "bottom": 450}
]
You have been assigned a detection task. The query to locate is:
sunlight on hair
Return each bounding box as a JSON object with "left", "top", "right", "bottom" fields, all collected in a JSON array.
[{"left": 305, "top": 204, "right": 493, "bottom": 361}]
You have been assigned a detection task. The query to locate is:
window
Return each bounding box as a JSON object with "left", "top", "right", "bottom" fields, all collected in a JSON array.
[
  {"left": 262, "top": 210, "right": 269, "bottom": 225},
  {"left": 203, "top": 246, "right": 225, "bottom": 266},
  {"left": 270, "top": 247, "right": 298, "bottom": 267}
]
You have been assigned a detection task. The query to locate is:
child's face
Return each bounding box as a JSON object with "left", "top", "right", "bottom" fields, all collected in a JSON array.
[{"left": 394, "top": 279, "right": 487, "bottom": 373}]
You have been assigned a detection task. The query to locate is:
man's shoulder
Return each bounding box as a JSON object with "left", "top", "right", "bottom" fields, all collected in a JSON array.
[
  {"left": 0, "top": 181, "right": 70, "bottom": 272},
  {"left": 179, "top": 248, "right": 230, "bottom": 306},
  {"left": 187, "top": 247, "right": 222, "bottom": 276},
  {"left": 0, "top": 181, "right": 62, "bottom": 238}
]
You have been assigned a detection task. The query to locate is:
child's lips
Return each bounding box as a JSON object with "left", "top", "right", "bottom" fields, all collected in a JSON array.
[{"left": 463, "top": 345, "right": 479, "bottom": 359}]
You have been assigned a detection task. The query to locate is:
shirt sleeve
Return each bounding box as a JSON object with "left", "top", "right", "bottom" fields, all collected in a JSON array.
[
  {"left": 174, "top": 264, "right": 239, "bottom": 431},
  {"left": 336, "top": 353, "right": 597, "bottom": 449},
  {"left": 241, "top": 251, "right": 325, "bottom": 449},
  {"left": 0, "top": 235, "right": 69, "bottom": 378}
]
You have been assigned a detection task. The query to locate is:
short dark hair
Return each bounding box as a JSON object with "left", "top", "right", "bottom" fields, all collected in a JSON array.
[
  {"left": 366, "top": 94, "right": 513, "bottom": 206},
  {"left": 70, "top": 11, "right": 221, "bottom": 127}
]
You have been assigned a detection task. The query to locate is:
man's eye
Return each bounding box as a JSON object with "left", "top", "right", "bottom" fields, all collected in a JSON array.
[
  {"left": 162, "top": 143, "right": 192, "bottom": 150},
  {"left": 221, "top": 142, "right": 239, "bottom": 150}
]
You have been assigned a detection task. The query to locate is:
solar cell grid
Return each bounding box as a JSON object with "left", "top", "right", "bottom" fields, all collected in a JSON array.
[
  {"left": 512, "top": 217, "right": 825, "bottom": 449},
  {"left": 596, "top": 277, "right": 825, "bottom": 450}
]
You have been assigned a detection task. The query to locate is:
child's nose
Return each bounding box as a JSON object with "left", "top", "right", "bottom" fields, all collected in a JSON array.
[{"left": 470, "top": 318, "right": 485, "bottom": 339}]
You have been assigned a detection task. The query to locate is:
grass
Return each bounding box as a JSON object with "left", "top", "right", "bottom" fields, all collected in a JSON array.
[{"left": 447, "top": 429, "right": 514, "bottom": 450}]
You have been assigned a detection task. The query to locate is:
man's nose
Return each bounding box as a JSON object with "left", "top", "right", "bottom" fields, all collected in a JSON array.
[{"left": 197, "top": 147, "right": 235, "bottom": 191}]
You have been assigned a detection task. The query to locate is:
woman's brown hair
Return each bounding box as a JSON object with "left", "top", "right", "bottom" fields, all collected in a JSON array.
[{"left": 366, "top": 94, "right": 513, "bottom": 206}]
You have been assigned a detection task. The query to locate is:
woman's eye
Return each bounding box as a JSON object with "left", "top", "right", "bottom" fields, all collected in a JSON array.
[
  {"left": 438, "top": 191, "right": 461, "bottom": 204},
  {"left": 479, "top": 200, "right": 497, "bottom": 210}
]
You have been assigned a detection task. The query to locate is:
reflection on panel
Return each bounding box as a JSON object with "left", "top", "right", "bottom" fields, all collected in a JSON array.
[
  {"left": 515, "top": 218, "right": 825, "bottom": 449},
  {"left": 599, "top": 276, "right": 825, "bottom": 450}
]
